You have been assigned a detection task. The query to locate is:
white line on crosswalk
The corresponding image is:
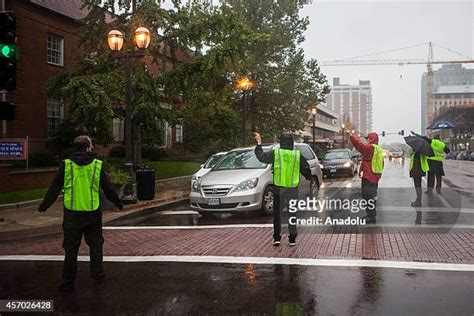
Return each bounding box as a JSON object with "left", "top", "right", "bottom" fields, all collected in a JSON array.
[
  {"left": 103, "top": 223, "right": 474, "bottom": 230},
  {"left": 0, "top": 255, "right": 473, "bottom": 272}
]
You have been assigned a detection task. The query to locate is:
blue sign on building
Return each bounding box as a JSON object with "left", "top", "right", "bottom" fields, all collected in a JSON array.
[{"left": 0, "top": 139, "right": 28, "bottom": 160}]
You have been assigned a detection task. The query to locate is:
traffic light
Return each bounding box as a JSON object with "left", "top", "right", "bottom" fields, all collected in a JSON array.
[
  {"left": 382, "top": 131, "right": 385, "bottom": 137},
  {"left": 0, "top": 11, "right": 16, "bottom": 90},
  {"left": 0, "top": 101, "right": 14, "bottom": 120},
  {"left": 399, "top": 130, "right": 404, "bottom": 136}
]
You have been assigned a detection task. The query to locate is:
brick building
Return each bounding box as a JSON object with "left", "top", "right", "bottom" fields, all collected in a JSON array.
[{"left": 2, "top": 0, "right": 184, "bottom": 154}]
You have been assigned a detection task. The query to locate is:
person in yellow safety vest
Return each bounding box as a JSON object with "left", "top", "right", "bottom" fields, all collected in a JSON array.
[
  {"left": 349, "top": 131, "right": 384, "bottom": 224},
  {"left": 254, "top": 132, "right": 312, "bottom": 247},
  {"left": 38, "top": 135, "right": 123, "bottom": 293},
  {"left": 410, "top": 131, "right": 450, "bottom": 195},
  {"left": 409, "top": 151, "right": 429, "bottom": 207}
]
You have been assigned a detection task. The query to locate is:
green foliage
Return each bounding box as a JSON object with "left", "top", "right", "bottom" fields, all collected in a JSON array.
[
  {"left": 0, "top": 188, "right": 49, "bottom": 205},
  {"left": 106, "top": 164, "right": 128, "bottom": 185}
]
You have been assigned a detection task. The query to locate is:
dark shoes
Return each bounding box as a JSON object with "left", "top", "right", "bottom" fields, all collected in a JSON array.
[
  {"left": 436, "top": 188, "right": 442, "bottom": 195},
  {"left": 289, "top": 235, "right": 297, "bottom": 247},
  {"left": 411, "top": 200, "right": 422, "bottom": 207},
  {"left": 273, "top": 236, "right": 281, "bottom": 246},
  {"left": 425, "top": 190, "right": 433, "bottom": 195}
]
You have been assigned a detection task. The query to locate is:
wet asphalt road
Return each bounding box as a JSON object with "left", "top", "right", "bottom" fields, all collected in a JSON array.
[
  {"left": 109, "top": 159, "right": 474, "bottom": 228},
  {"left": 1, "top": 261, "right": 474, "bottom": 315}
]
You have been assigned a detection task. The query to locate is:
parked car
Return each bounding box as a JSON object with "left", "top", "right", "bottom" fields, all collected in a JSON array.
[
  {"left": 457, "top": 151, "right": 471, "bottom": 161},
  {"left": 469, "top": 152, "right": 474, "bottom": 161},
  {"left": 191, "top": 152, "right": 228, "bottom": 188},
  {"left": 445, "top": 151, "right": 458, "bottom": 160},
  {"left": 321, "top": 149, "right": 358, "bottom": 177},
  {"left": 189, "top": 143, "right": 322, "bottom": 215}
]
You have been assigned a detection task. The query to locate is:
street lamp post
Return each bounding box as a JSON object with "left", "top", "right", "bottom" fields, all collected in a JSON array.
[
  {"left": 237, "top": 77, "right": 254, "bottom": 146},
  {"left": 341, "top": 123, "right": 346, "bottom": 149},
  {"left": 108, "top": 27, "right": 151, "bottom": 204},
  {"left": 311, "top": 107, "right": 317, "bottom": 151}
]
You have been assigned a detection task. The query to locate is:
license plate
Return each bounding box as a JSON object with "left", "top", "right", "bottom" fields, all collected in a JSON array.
[
  {"left": 330, "top": 169, "right": 337, "bottom": 173},
  {"left": 207, "top": 198, "right": 220, "bottom": 205}
]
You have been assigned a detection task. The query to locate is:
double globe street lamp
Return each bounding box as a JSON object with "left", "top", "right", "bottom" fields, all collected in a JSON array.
[{"left": 107, "top": 27, "right": 151, "bottom": 204}]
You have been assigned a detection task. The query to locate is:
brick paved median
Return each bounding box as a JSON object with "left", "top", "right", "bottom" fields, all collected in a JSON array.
[{"left": 0, "top": 227, "right": 473, "bottom": 264}]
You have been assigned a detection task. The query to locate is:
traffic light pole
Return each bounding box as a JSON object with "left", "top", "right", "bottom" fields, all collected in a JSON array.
[
  {"left": 1, "top": 92, "right": 6, "bottom": 137},
  {"left": 1, "top": 1, "right": 5, "bottom": 138}
]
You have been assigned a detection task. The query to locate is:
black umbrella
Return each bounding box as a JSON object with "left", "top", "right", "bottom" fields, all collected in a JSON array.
[
  {"left": 426, "top": 120, "right": 456, "bottom": 130},
  {"left": 404, "top": 135, "right": 434, "bottom": 156}
]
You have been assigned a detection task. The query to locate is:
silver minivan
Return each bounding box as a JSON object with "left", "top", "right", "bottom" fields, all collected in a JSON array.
[{"left": 189, "top": 143, "right": 322, "bottom": 215}]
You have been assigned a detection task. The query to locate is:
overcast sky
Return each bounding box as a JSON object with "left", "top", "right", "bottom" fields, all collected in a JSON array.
[{"left": 300, "top": 0, "right": 473, "bottom": 144}]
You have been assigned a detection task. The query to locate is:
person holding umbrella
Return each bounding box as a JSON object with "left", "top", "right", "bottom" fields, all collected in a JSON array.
[
  {"left": 410, "top": 131, "right": 450, "bottom": 194},
  {"left": 405, "top": 132, "right": 434, "bottom": 207}
]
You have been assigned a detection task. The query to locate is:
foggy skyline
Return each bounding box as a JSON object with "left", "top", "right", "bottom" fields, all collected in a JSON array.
[{"left": 301, "top": 1, "right": 473, "bottom": 144}]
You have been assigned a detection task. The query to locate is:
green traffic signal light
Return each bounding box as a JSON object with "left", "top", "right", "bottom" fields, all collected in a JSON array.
[{"left": 1, "top": 44, "right": 12, "bottom": 58}]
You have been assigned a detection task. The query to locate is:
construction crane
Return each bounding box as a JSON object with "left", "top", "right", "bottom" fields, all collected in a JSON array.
[{"left": 319, "top": 42, "right": 474, "bottom": 128}]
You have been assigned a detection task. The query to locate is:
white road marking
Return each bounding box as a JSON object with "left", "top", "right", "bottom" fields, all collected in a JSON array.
[
  {"left": 159, "top": 210, "right": 200, "bottom": 216},
  {"left": 0, "top": 255, "right": 473, "bottom": 272},
  {"left": 103, "top": 223, "right": 474, "bottom": 230}
]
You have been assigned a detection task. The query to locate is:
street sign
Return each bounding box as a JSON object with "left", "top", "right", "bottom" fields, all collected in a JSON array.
[{"left": 0, "top": 138, "right": 28, "bottom": 160}]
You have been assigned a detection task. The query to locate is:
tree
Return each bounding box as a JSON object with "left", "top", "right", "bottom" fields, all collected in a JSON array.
[{"left": 49, "top": 0, "right": 330, "bottom": 159}]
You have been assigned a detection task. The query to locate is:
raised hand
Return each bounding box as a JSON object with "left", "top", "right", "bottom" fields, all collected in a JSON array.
[{"left": 254, "top": 132, "right": 262, "bottom": 145}]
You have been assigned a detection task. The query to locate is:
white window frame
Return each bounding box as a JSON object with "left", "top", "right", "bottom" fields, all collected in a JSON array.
[
  {"left": 47, "top": 98, "right": 64, "bottom": 138},
  {"left": 175, "top": 124, "right": 183, "bottom": 143},
  {"left": 47, "top": 33, "right": 64, "bottom": 66}
]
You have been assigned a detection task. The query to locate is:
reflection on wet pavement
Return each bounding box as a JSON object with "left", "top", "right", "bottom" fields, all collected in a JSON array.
[{"left": 1, "top": 261, "right": 473, "bottom": 315}]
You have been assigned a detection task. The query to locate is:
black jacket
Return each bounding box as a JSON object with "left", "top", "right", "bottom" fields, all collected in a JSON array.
[
  {"left": 38, "top": 151, "right": 122, "bottom": 212},
  {"left": 254, "top": 144, "right": 312, "bottom": 182}
]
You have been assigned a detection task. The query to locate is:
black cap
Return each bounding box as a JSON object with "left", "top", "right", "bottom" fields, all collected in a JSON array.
[{"left": 279, "top": 133, "right": 294, "bottom": 150}]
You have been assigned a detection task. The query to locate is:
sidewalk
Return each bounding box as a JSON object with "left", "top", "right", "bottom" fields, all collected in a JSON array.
[
  {"left": 0, "top": 187, "right": 190, "bottom": 241},
  {"left": 0, "top": 226, "right": 473, "bottom": 264}
]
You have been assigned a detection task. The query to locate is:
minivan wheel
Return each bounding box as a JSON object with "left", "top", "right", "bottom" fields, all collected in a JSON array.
[
  {"left": 261, "top": 186, "right": 274, "bottom": 216},
  {"left": 310, "top": 176, "right": 320, "bottom": 198}
]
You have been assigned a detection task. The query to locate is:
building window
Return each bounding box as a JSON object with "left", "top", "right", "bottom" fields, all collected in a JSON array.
[
  {"left": 112, "top": 118, "right": 124, "bottom": 142},
  {"left": 47, "top": 34, "right": 64, "bottom": 66},
  {"left": 175, "top": 124, "right": 183, "bottom": 143},
  {"left": 47, "top": 98, "right": 64, "bottom": 138}
]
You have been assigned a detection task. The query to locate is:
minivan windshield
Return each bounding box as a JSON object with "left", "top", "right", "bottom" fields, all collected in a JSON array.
[
  {"left": 324, "top": 151, "right": 350, "bottom": 160},
  {"left": 212, "top": 150, "right": 267, "bottom": 170},
  {"left": 204, "top": 154, "right": 225, "bottom": 168}
]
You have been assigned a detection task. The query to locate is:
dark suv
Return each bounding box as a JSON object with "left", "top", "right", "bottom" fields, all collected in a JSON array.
[{"left": 321, "top": 149, "right": 358, "bottom": 177}]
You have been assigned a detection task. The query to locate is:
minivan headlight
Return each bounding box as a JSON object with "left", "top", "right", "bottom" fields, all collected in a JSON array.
[
  {"left": 234, "top": 178, "right": 259, "bottom": 192},
  {"left": 192, "top": 174, "right": 198, "bottom": 181},
  {"left": 192, "top": 180, "right": 201, "bottom": 192},
  {"left": 343, "top": 161, "right": 352, "bottom": 168}
]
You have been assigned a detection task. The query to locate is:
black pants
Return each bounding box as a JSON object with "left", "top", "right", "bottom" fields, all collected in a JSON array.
[
  {"left": 413, "top": 176, "right": 422, "bottom": 202},
  {"left": 273, "top": 186, "right": 298, "bottom": 241},
  {"left": 62, "top": 210, "right": 104, "bottom": 288},
  {"left": 427, "top": 172, "right": 442, "bottom": 190},
  {"left": 361, "top": 179, "right": 378, "bottom": 218}
]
